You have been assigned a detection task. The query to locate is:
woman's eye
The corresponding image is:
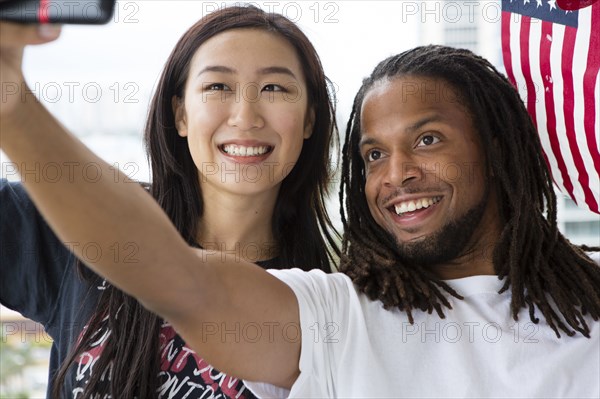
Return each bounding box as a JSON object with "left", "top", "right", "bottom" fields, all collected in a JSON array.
[
  {"left": 206, "top": 83, "right": 230, "bottom": 91},
  {"left": 417, "top": 135, "right": 440, "bottom": 147},
  {"left": 262, "top": 84, "right": 285, "bottom": 92},
  {"left": 367, "top": 150, "right": 382, "bottom": 162}
]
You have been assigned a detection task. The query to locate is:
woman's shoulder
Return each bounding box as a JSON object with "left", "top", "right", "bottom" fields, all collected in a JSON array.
[{"left": 1, "top": 178, "right": 31, "bottom": 204}]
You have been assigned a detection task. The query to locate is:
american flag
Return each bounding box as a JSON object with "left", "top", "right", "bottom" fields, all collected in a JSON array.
[{"left": 501, "top": 0, "right": 600, "bottom": 214}]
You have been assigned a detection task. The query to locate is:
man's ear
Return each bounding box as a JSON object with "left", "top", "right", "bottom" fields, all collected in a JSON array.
[
  {"left": 303, "top": 108, "right": 315, "bottom": 139},
  {"left": 172, "top": 96, "right": 188, "bottom": 137}
]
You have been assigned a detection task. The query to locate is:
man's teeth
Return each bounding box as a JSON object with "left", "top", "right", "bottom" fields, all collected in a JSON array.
[
  {"left": 393, "top": 197, "right": 442, "bottom": 215},
  {"left": 222, "top": 144, "right": 270, "bottom": 156}
]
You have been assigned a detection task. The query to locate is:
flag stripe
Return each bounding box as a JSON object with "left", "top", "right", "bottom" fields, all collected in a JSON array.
[
  {"left": 502, "top": 12, "right": 517, "bottom": 88},
  {"left": 509, "top": 12, "right": 528, "bottom": 100},
  {"left": 539, "top": 21, "right": 575, "bottom": 195},
  {"left": 561, "top": 25, "right": 598, "bottom": 210},
  {"left": 574, "top": 4, "right": 600, "bottom": 210},
  {"left": 549, "top": 25, "right": 581, "bottom": 201},
  {"left": 583, "top": 3, "right": 600, "bottom": 183},
  {"left": 529, "top": 18, "right": 554, "bottom": 183},
  {"left": 520, "top": 16, "right": 538, "bottom": 128}
]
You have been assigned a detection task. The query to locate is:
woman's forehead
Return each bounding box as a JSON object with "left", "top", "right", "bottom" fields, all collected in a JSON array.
[{"left": 189, "top": 28, "right": 304, "bottom": 78}]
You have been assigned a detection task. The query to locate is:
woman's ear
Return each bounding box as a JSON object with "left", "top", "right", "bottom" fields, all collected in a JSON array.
[
  {"left": 172, "top": 96, "right": 188, "bottom": 137},
  {"left": 303, "top": 108, "right": 315, "bottom": 139}
]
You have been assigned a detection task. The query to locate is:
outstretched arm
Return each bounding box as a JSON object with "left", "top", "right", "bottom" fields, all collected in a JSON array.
[{"left": 0, "top": 23, "right": 301, "bottom": 388}]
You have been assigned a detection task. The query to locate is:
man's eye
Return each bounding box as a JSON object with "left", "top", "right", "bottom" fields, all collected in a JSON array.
[
  {"left": 262, "top": 84, "right": 285, "bottom": 92},
  {"left": 367, "top": 150, "right": 382, "bottom": 162},
  {"left": 417, "top": 135, "right": 440, "bottom": 147}
]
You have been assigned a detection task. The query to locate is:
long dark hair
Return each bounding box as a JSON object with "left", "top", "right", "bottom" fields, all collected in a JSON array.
[
  {"left": 53, "top": 6, "right": 340, "bottom": 398},
  {"left": 340, "top": 45, "right": 600, "bottom": 337}
]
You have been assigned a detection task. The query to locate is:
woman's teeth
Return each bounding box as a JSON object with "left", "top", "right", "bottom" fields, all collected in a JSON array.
[
  {"left": 393, "top": 196, "right": 442, "bottom": 215},
  {"left": 222, "top": 144, "right": 270, "bottom": 157}
]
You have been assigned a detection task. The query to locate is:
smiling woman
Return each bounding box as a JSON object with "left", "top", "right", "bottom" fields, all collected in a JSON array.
[
  {"left": 173, "top": 28, "right": 314, "bottom": 200},
  {"left": 0, "top": 5, "right": 339, "bottom": 399}
]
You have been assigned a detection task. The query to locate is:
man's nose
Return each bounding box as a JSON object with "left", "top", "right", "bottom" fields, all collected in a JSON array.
[{"left": 383, "top": 152, "right": 423, "bottom": 188}]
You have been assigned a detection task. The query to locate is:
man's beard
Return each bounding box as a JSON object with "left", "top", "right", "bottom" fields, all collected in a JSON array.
[{"left": 394, "top": 196, "right": 489, "bottom": 267}]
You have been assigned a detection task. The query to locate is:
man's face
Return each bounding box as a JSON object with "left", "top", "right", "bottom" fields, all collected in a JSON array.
[{"left": 360, "top": 76, "right": 496, "bottom": 268}]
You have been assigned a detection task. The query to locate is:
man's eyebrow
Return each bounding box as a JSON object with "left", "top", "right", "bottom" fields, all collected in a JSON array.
[
  {"left": 405, "top": 115, "right": 443, "bottom": 133},
  {"left": 359, "top": 136, "right": 378, "bottom": 148},
  {"left": 359, "top": 115, "right": 445, "bottom": 147}
]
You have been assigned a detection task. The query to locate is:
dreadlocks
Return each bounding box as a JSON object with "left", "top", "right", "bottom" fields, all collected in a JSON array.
[{"left": 340, "top": 45, "right": 600, "bottom": 337}]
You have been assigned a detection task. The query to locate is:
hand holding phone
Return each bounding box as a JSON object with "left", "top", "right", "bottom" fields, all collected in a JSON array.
[
  {"left": 0, "top": 0, "right": 116, "bottom": 24},
  {"left": 0, "top": 22, "right": 62, "bottom": 121}
]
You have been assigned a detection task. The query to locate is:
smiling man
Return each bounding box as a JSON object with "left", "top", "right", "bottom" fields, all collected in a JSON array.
[
  {"left": 324, "top": 45, "right": 600, "bottom": 396},
  {"left": 340, "top": 46, "right": 600, "bottom": 328},
  {"left": 358, "top": 75, "right": 499, "bottom": 278}
]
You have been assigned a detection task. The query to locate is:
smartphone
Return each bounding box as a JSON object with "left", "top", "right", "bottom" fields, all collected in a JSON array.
[{"left": 0, "top": 0, "right": 116, "bottom": 24}]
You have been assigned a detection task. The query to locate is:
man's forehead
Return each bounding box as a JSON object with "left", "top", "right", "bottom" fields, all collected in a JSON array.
[
  {"left": 363, "top": 76, "right": 463, "bottom": 107},
  {"left": 360, "top": 77, "right": 473, "bottom": 134}
]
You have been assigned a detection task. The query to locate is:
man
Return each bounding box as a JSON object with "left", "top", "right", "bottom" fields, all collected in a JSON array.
[
  {"left": 339, "top": 45, "right": 600, "bottom": 338},
  {"left": 1, "top": 23, "right": 598, "bottom": 397}
]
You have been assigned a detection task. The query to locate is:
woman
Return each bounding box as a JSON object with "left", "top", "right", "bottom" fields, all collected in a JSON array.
[{"left": 0, "top": 5, "right": 339, "bottom": 398}]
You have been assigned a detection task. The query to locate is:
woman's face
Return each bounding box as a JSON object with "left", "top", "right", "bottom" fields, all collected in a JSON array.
[{"left": 174, "top": 28, "right": 313, "bottom": 198}]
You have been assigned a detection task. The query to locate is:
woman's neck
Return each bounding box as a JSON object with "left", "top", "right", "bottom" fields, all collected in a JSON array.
[{"left": 196, "top": 185, "right": 279, "bottom": 263}]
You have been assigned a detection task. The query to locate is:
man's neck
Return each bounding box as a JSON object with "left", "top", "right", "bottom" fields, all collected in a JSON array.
[
  {"left": 432, "top": 196, "right": 502, "bottom": 280},
  {"left": 430, "top": 245, "right": 497, "bottom": 280}
]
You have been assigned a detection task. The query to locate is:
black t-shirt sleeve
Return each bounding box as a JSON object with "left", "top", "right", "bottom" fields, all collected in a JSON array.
[{"left": 0, "top": 179, "right": 73, "bottom": 325}]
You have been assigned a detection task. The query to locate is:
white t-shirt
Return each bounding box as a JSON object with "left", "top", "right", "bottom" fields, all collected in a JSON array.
[{"left": 246, "top": 259, "right": 600, "bottom": 398}]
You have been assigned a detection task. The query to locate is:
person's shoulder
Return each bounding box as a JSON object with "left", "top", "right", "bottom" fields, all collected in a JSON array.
[
  {"left": 0, "top": 178, "right": 35, "bottom": 210},
  {"left": 1, "top": 178, "right": 25, "bottom": 194},
  {"left": 268, "top": 268, "right": 352, "bottom": 285},
  {"left": 267, "top": 268, "right": 355, "bottom": 299}
]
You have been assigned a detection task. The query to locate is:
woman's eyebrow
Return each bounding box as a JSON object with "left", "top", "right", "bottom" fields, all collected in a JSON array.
[
  {"left": 197, "top": 65, "right": 298, "bottom": 80},
  {"left": 197, "top": 65, "right": 236, "bottom": 77},
  {"left": 257, "top": 66, "right": 298, "bottom": 80}
]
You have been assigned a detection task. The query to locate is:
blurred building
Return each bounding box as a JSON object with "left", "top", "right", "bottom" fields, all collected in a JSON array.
[
  {"left": 0, "top": 307, "right": 51, "bottom": 398},
  {"left": 558, "top": 195, "right": 600, "bottom": 247},
  {"left": 417, "top": 0, "right": 503, "bottom": 65}
]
